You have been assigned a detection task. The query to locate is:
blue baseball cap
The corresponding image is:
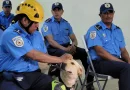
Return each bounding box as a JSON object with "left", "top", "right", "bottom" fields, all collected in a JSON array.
[
  {"left": 100, "top": 3, "right": 114, "bottom": 14},
  {"left": 2, "top": 0, "right": 12, "bottom": 7},
  {"left": 52, "top": 2, "right": 63, "bottom": 10}
]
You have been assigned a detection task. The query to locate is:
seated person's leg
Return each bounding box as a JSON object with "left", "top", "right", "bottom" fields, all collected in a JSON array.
[
  {"left": 73, "top": 47, "right": 88, "bottom": 71},
  {"left": 93, "top": 60, "right": 130, "bottom": 90},
  {"left": 48, "top": 48, "right": 67, "bottom": 57}
]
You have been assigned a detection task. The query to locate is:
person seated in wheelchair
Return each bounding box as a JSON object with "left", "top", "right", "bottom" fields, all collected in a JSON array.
[
  {"left": 0, "top": 0, "right": 72, "bottom": 90},
  {"left": 85, "top": 2, "right": 130, "bottom": 90}
]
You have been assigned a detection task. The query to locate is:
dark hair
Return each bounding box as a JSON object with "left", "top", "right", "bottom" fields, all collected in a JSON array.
[{"left": 11, "top": 14, "right": 30, "bottom": 24}]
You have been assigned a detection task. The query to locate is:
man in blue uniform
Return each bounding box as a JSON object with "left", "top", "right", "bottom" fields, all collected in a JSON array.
[
  {"left": 86, "top": 3, "right": 130, "bottom": 90},
  {"left": 41, "top": 2, "right": 94, "bottom": 90},
  {"left": 0, "top": 0, "right": 72, "bottom": 90},
  {"left": 0, "top": 0, "right": 14, "bottom": 38}
]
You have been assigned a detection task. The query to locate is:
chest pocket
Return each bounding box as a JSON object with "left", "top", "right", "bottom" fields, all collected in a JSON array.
[
  {"left": 63, "top": 28, "right": 69, "bottom": 36},
  {"left": 52, "top": 26, "right": 59, "bottom": 35},
  {"left": 96, "top": 31, "right": 111, "bottom": 44},
  {"left": 115, "top": 36, "right": 122, "bottom": 42}
]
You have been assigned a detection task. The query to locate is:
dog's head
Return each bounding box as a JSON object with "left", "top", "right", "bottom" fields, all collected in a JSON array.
[
  {"left": 60, "top": 59, "right": 83, "bottom": 88},
  {"left": 61, "top": 59, "right": 83, "bottom": 76}
]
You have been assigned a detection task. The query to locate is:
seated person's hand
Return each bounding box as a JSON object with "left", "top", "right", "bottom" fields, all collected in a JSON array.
[
  {"left": 64, "top": 46, "right": 71, "bottom": 52},
  {"left": 69, "top": 45, "right": 76, "bottom": 55}
]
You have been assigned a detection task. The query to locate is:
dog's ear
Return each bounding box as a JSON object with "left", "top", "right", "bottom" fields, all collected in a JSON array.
[
  {"left": 73, "top": 60, "right": 83, "bottom": 76},
  {"left": 78, "top": 65, "right": 83, "bottom": 76}
]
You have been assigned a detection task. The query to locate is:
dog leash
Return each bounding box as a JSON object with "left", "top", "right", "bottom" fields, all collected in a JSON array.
[{"left": 50, "top": 63, "right": 66, "bottom": 71}]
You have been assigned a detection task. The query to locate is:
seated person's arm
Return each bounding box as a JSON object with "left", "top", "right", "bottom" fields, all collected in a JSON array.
[
  {"left": 45, "top": 35, "right": 69, "bottom": 51},
  {"left": 69, "top": 34, "right": 78, "bottom": 46},
  {"left": 69, "top": 34, "right": 77, "bottom": 54},
  {"left": 120, "top": 47, "right": 130, "bottom": 63},
  {"left": 25, "top": 49, "right": 71, "bottom": 63},
  {"left": 94, "top": 45, "right": 124, "bottom": 62}
]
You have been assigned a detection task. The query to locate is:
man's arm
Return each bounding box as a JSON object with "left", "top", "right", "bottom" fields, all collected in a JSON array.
[
  {"left": 25, "top": 49, "right": 72, "bottom": 63},
  {"left": 94, "top": 46, "right": 125, "bottom": 62},
  {"left": 69, "top": 34, "right": 78, "bottom": 46},
  {"left": 45, "top": 35, "right": 70, "bottom": 51},
  {"left": 120, "top": 47, "right": 130, "bottom": 63}
]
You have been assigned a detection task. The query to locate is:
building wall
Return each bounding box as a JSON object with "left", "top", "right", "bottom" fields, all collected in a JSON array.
[{"left": 1, "top": 0, "right": 130, "bottom": 52}]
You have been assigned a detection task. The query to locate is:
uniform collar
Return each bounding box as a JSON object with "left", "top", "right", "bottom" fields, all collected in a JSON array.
[
  {"left": 111, "top": 23, "right": 117, "bottom": 30},
  {"left": 0, "top": 11, "right": 5, "bottom": 16},
  {"left": 51, "top": 16, "right": 64, "bottom": 22},
  {"left": 98, "top": 21, "right": 117, "bottom": 30},
  {"left": 0, "top": 11, "right": 13, "bottom": 17},
  {"left": 12, "top": 21, "right": 30, "bottom": 37}
]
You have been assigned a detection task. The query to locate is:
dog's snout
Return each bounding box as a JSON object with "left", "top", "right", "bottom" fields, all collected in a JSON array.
[{"left": 61, "top": 63, "right": 66, "bottom": 70}]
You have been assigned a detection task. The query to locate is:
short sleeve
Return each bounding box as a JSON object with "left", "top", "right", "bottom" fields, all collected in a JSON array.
[
  {"left": 85, "top": 27, "right": 103, "bottom": 49},
  {"left": 41, "top": 22, "right": 52, "bottom": 37},
  {"left": 117, "top": 29, "right": 126, "bottom": 48},
  {"left": 3, "top": 33, "right": 33, "bottom": 59},
  {"left": 67, "top": 22, "right": 74, "bottom": 35}
]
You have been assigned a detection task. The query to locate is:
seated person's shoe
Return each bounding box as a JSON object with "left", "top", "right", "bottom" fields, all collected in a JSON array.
[{"left": 87, "top": 85, "right": 95, "bottom": 90}]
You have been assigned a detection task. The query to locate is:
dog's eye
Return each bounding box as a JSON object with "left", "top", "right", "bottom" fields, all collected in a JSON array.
[{"left": 71, "top": 62, "right": 75, "bottom": 65}]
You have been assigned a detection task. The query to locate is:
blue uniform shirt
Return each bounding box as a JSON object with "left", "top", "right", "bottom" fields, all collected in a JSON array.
[
  {"left": 0, "top": 11, "right": 14, "bottom": 38},
  {"left": 41, "top": 16, "right": 74, "bottom": 47},
  {"left": 85, "top": 21, "right": 126, "bottom": 60},
  {"left": 0, "top": 22, "right": 47, "bottom": 72}
]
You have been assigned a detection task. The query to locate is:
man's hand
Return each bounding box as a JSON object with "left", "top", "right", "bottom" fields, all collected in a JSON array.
[
  {"left": 63, "top": 46, "right": 71, "bottom": 52},
  {"left": 60, "top": 53, "right": 73, "bottom": 62},
  {"left": 69, "top": 45, "right": 76, "bottom": 55}
]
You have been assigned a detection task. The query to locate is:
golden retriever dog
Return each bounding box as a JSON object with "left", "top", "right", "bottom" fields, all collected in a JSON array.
[{"left": 60, "top": 59, "right": 83, "bottom": 89}]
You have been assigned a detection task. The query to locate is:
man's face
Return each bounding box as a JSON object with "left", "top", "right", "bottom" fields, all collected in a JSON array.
[
  {"left": 21, "top": 17, "right": 39, "bottom": 34},
  {"left": 51, "top": 8, "right": 64, "bottom": 20},
  {"left": 100, "top": 10, "right": 115, "bottom": 24},
  {"left": 2, "top": 6, "right": 12, "bottom": 15},
  {"left": 28, "top": 22, "right": 39, "bottom": 34}
]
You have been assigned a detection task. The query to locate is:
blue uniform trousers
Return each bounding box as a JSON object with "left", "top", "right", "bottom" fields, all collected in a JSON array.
[
  {"left": 93, "top": 60, "right": 130, "bottom": 90},
  {"left": 0, "top": 70, "right": 53, "bottom": 90}
]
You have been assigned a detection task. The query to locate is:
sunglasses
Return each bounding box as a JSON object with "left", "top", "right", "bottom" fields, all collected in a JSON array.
[{"left": 4, "top": 6, "right": 11, "bottom": 8}]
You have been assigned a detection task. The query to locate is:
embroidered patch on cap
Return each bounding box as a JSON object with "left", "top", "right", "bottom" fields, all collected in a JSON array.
[
  {"left": 105, "top": 3, "right": 110, "bottom": 8},
  {"left": 90, "top": 31, "right": 96, "bottom": 39},
  {"left": 5, "top": 1, "right": 9, "bottom": 4},
  {"left": 55, "top": 2, "right": 60, "bottom": 6},
  {"left": 12, "top": 36, "right": 24, "bottom": 47}
]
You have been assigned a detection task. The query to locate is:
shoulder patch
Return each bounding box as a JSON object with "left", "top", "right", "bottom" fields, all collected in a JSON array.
[
  {"left": 95, "top": 25, "right": 102, "bottom": 30},
  {"left": 12, "top": 36, "right": 24, "bottom": 47},
  {"left": 43, "top": 25, "right": 48, "bottom": 32},
  {"left": 116, "top": 26, "right": 121, "bottom": 29},
  {"left": 90, "top": 31, "right": 96, "bottom": 39},
  {"left": 45, "top": 18, "right": 52, "bottom": 23}
]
